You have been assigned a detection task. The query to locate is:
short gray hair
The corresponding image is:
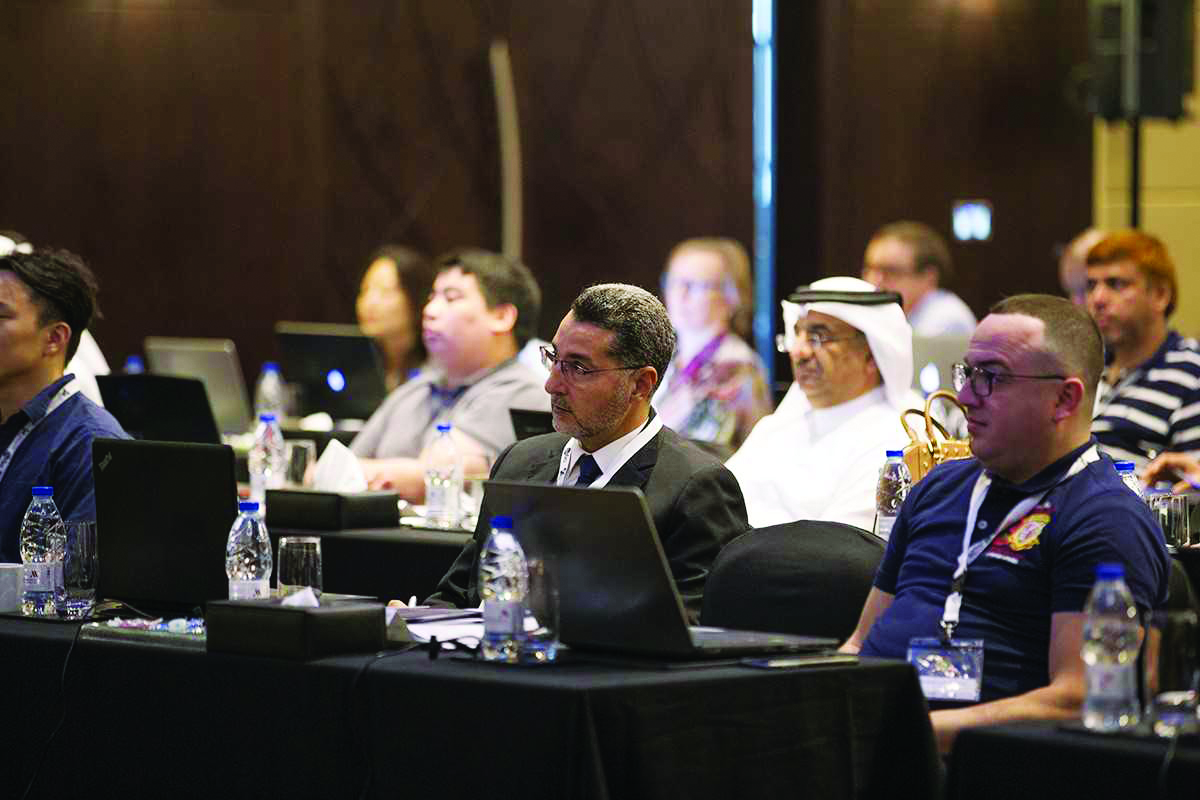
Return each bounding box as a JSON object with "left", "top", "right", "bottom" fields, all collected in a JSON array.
[{"left": 570, "top": 283, "right": 676, "bottom": 392}]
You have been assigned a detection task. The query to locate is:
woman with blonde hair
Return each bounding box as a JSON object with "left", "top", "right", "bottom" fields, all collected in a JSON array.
[{"left": 653, "top": 237, "right": 772, "bottom": 456}]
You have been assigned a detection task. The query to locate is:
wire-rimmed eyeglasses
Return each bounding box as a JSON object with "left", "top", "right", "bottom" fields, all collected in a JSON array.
[
  {"left": 539, "top": 345, "right": 641, "bottom": 382},
  {"left": 775, "top": 330, "right": 865, "bottom": 354}
]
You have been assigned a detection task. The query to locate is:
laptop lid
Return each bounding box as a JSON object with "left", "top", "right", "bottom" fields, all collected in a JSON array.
[
  {"left": 481, "top": 480, "right": 835, "bottom": 658},
  {"left": 911, "top": 333, "right": 971, "bottom": 395},
  {"left": 274, "top": 321, "right": 388, "bottom": 421},
  {"left": 97, "top": 374, "right": 222, "bottom": 444},
  {"left": 93, "top": 438, "right": 238, "bottom": 616},
  {"left": 144, "top": 337, "right": 253, "bottom": 435},
  {"left": 508, "top": 409, "right": 555, "bottom": 441}
]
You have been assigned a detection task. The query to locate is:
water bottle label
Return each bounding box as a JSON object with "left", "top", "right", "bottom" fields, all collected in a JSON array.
[
  {"left": 23, "top": 562, "right": 59, "bottom": 592},
  {"left": 1086, "top": 663, "right": 1137, "bottom": 700},
  {"left": 874, "top": 514, "right": 896, "bottom": 541},
  {"left": 228, "top": 579, "right": 271, "bottom": 600},
  {"left": 483, "top": 600, "right": 523, "bottom": 635}
]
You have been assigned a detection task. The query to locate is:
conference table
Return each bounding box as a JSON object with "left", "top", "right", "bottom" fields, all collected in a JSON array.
[
  {"left": 948, "top": 720, "right": 1200, "bottom": 799},
  {"left": 2, "top": 615, "right": 940, "bottom": 800}
]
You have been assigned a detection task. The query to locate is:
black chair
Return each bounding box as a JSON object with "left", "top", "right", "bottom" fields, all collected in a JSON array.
[{"left": 701, "top": 520, "right": 885, "bottom": 641}]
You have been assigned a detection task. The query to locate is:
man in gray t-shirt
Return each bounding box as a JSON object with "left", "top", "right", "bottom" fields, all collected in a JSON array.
[{"left": 350, "top": 248, "right": 548, "bottom": 500}]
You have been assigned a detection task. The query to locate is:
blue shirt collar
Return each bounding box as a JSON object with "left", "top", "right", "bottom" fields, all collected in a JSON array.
[
  {"left": 990, "top": 438, "right": 1097, "bottom": 494},
  {"left": 21, "top": 374, "right": 76, "bottom": 424}
]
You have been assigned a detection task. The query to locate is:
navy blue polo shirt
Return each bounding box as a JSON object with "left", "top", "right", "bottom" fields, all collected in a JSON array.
[
  {"left": 0, "top": 374, "right": 129, "bottom": 562},
  {"left": 860, "top": 440, "right": 1169, "bottom": 702}
]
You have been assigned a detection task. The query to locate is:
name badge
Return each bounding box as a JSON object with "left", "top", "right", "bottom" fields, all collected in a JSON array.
[{"left": 907, "top": 637, "right": 984, "bottom": 702}]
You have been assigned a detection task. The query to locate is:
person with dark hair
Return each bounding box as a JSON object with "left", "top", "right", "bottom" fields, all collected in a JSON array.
[
  {"left": 862, "top": 220, "right": 977, "bottom": 336},
  {"left": 1084, "top": 229, "right": 1200, "bottom": 470},
  {"left": 840, "top": 293, "right": 1167, "bottom": 755},
  {"left": 427, "top": 283, "right": 749, "bottom": 621},
  {"left": 653, "top": 238, "right": 772, "bottom": 456},
  {"left": 1, "top": 231, "right": 110, "bottom": 405},
  {"left": 350, "top": 248, "right": 548, "bottom": 500},
  {"left": 356, "top": 244, "right": 434, "bottom": 391},
  {"left": 0, "top": 249, "right": 129, "bottom": 561}
]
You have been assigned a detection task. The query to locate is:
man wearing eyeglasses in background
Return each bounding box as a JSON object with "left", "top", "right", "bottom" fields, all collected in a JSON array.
[
  {"left": 840, "top": 294, "right": 1167, "bottom": 755},
  {"left": 427, "top": 283, "right": 749, "bottom": 621},
  {"left": 861, "top": 220, "right": 977, "bottom": 337},
  {"left": 725, "top": 276, "right": 916, "bottom": 530}
]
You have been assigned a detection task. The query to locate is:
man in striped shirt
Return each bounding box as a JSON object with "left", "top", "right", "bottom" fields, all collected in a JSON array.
[{"left": 1085, "top": 229, "right": 1200, "bottom": 470}]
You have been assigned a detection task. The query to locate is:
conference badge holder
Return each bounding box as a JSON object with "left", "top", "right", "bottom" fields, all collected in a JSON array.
[{"left": 907, "top": 637, "right": 983, "bottom": 702}]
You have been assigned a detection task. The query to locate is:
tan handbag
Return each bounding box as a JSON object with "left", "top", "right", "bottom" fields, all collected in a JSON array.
[{"left": 900, "top": 390, "right": 972, "bottom": 483}]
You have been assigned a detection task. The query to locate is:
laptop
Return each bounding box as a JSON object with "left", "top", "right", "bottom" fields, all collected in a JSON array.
[
  {"left": 97, "top": 374, "right": 222, "bottom": 444},
  {"left": 144, "top": 337, "right": 253, "bottom": 435},
  {"left": 509, "top": 409, "right": 555, "bottom": 441},
  {"left": 275, "top": 321, "right": 388, "bottom": 421},
  {"left": 93, "top": 438, "right": 239, "bottom": 617},
  {"left": 911, "top": 333, "right": 971, "bottom": 396},
  {"left": 481, "top": 480, "right": 837, "bottom": 659}
]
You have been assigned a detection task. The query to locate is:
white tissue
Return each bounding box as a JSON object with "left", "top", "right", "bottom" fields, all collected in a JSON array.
[
  {"left": 280, "top": 587, "right": 321, "bottom": 607},
  {"left": 311, "top": 439, "right": 368, "bottom": 493}
]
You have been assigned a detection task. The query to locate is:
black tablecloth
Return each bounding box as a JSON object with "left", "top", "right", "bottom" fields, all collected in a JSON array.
[
  {"left": 948, "top": 720, "right": 1200, "bottom": 799},
  {"left": 2, "top": 617, "right": 939, "bottom": 800}
]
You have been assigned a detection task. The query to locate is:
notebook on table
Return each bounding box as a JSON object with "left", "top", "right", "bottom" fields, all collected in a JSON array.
[
  {"left": 481, "top": 480, "right": 837, "bottom": 659},
  {"left": 93, "top": 438, "right": 239, "bottom": 618},
  {"left": 274, "top": 321, "right": 388, "bottom": 422},
  {"left": 144, "top": 336, "right": 253, "bottom": 435},
  {"left": 97, "top": 374, "right": 222, "bottom": 444}
]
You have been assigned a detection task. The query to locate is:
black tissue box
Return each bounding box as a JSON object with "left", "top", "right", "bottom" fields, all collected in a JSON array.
[
  {"left": 206, "top": 598, "right": 386, "bottom": 660},
  {"left": 264, "top": 489, "right": 399, "bottom": 530}
]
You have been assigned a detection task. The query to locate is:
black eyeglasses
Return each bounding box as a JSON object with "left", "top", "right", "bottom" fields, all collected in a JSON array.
[
  {"left": 539, "top": 346, "right": 641, "bottom": 382},
  {"left": 774, "top": 330, "right": 864, "bottom": 353},
  {"left": 952, "top": 362, "right": 1066, "bottom": 398}
]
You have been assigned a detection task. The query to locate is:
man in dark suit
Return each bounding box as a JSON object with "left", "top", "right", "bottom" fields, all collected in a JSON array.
[{"left": 427, "top": 283, "right": 749, "bottom": 621}]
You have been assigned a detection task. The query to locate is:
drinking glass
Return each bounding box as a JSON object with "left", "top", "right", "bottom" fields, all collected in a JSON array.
[
  {"left": 55, "top": 520, "right": 98, "bottom": 619},
  {"left": 1144, "top": 610, "right": 1200, "bottom": 736},
  {"left": 283, "top": 439, "right": 318, "bottom": 488},
  {"left": 277, "top": 536, "right": 323, "bottom": 597},
  {"left": 460, "top": 453, "right": 493, "bottom": 531},
  {"left": 521, "top": 557, "right": 559, "bottom": 664}
]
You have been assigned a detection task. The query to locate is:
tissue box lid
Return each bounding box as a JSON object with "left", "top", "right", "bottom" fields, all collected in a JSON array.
[
  {"left": 206, "top": 599, "right": 386, "bottom": 660},
  {"left": 264, "top": 489, "right": 399, "bottom": 530}
]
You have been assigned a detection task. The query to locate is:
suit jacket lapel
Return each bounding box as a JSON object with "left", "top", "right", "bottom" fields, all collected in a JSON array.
[
  {"left": 605, "top": 429, "right": 660, "bottom": 489},
  {"left": 522, "top": 436, "right": 569, "bottom": 483}
]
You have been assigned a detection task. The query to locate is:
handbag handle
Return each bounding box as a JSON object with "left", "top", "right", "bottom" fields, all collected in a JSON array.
[{"left": 924, "top": 390, "right": 966, "bottom": 441}]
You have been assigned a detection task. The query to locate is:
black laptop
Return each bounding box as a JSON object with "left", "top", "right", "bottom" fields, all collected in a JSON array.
[
  {"left": 275, "top": 321, "right": 388, "bottom": 421},
  {"left": 97, "top": 374, "right": 222, "bottom": 444},
  {"left": 509, "top": 409, "right": 555, "bottom": 441},
  {"left": 93, "top": 438, "right": 239, "bottom": 617},
  {"left": 481, "top": 480, "right": 837, "bottom": 659}
]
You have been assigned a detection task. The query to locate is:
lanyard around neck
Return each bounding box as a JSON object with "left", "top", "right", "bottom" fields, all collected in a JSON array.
[
  {"left": 940, "top": 444, "right": 1100, "bottom": 641},
  {"left": 0, "top": 379, "right": 80, "bottom": 487},
  {"left": 556, "top": 414, "right": 664, "bottom": 490}
]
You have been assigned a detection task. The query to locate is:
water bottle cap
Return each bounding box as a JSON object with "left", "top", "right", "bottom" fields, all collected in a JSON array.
[
  {"left": 885, "top": 450, "right": 903, "bottom": 458},
  {"left": 1114, "top": 460, "right": 1136, "bottom": 472},
  {"left": 437, "top": 423, "right": 452, "bottom": 433},
  {"left": 262, "top": 361, "right": 280, "bottom": 372},
  {"left": 490, "top": 515, "right": 513, "bottom": 530},
  {"left": 259, "top": 412, "right": 277, "bottom": 423},
  {"left": 31, "top": 486, "right": 53, "bottom": 497},
  {"left": 238, "top": 501, "right": 260, "bottom": 513},
  {"left": 1095, "top": 562, "right": 1124, "bottom": 580}
]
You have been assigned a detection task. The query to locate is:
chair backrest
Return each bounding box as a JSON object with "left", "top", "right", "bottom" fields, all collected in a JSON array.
[
  {"left": 700, "top": 520, "right": 885, "bottom": 640},
  {"left": 1168, "top": 556, "right": 1200, "bottom": 616}
]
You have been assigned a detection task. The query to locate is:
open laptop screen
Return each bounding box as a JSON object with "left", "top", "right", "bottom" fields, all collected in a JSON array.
[{"left": 275, "top": 321, "right": 388, "bottom": 421}]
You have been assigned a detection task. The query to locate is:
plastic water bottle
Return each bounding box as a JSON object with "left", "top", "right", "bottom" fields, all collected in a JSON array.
[
  {"left": 19, "top": 487, "right": 67, "bottom": 617},
  {"left": 1114, "top": 461, "right": 1142, "bottom": 500},
  {"left": 248, "top": 412, "right": 286, "bottom": 507},
  {"left": 1081, "top": 562, "right": 1143, "bottom": 731},
  {"left": 424, "top": 423, "right": 462, "bottom": 528},
  {"left": 478, "top": 516, "right": 528, "bottom": 663},
  {"left": 873, "top": 450, "right": 912, "bottom": 541},
  {"left": 225, "top": 501, "right": 273, "bottom": 600},
  {"left": 254, "top": 361, "right": 287, "bottom": 421}
]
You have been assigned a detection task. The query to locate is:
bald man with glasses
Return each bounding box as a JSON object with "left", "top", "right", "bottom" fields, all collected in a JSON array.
[
  {"left": 427, "top": 283, "right": 749, "bottom": 621},
  {"left": 840, "top": 294, "right": 1168, "bottom": 755}
]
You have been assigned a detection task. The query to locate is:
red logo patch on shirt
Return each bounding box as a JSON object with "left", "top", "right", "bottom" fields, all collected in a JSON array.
[{"left": 985, "top": 504, "right": 1053, "bottom": 562}]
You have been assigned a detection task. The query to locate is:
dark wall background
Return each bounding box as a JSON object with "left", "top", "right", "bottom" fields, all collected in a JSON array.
[{"left": 0, "top": 0, "right": 1091, "bottom": 385}]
